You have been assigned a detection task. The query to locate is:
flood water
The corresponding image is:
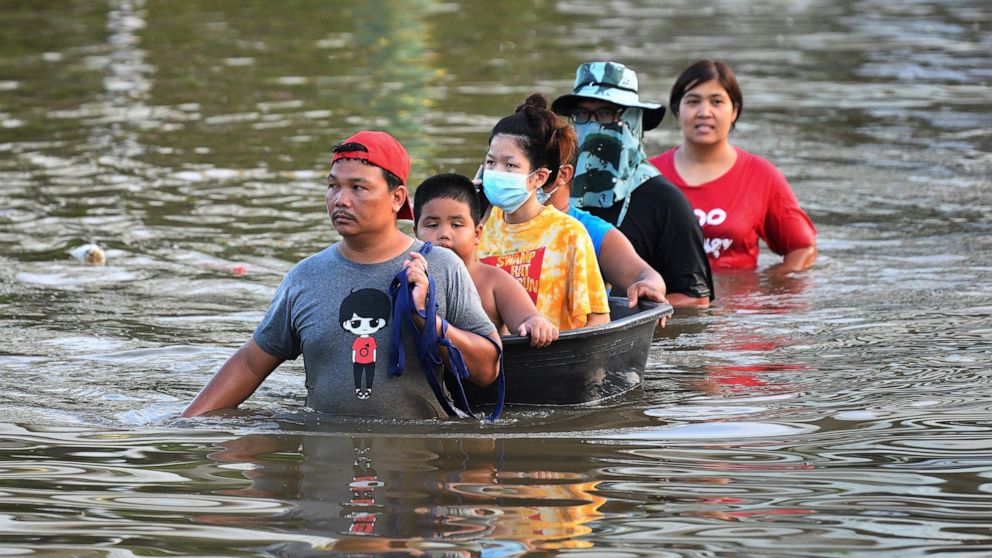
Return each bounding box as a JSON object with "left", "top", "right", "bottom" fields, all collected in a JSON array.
[{"left": 1, "top": 0, "right": 991, "bottom": 556}]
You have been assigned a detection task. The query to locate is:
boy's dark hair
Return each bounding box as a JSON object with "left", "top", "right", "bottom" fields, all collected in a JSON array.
[
  {"left": 413, "top": 173, "right": 482, "bottom": 226},
  {"left": 338, "top": 288, "right": 392, "bottom": 328},
  {"left": 331, "top": 142, "right": 403, "bottom": 190}
]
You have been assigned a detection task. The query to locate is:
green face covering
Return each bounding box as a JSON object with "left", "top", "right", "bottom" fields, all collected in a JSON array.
[{"left": 570, "top": 107, "right": 660, "bottom": 226}]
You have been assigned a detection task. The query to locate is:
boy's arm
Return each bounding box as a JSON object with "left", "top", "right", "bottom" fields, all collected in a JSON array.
[{"left": 182, "top": 338, "right": 283, "bottom": 417}]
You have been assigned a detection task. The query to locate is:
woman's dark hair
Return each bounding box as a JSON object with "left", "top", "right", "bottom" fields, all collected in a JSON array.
[
  {"left": 669, "top": 60, "right": 743, "bottom": 126},
  {"left": 489, "top": 93, "right": 577, "bottom": 187}
]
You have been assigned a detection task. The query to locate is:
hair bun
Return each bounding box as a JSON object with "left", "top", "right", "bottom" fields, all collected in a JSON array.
[{"left": 516, "top": 92, "right": 549, "bottom": 113}]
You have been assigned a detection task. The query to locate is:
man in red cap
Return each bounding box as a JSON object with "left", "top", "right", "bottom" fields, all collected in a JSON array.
[{"left": 184, "top": 131, "right": 501, "bottom": 419}]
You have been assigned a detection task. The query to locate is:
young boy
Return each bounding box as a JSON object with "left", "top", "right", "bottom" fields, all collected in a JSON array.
[{"left": 414, "top": 173, "right": 558, "bottom": 348}]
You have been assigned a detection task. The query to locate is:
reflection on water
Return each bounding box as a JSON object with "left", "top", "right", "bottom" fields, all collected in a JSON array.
[
  {"left": 1, "top": 0, "right": 991, "bottom": 555},
  {"left": 206, "top": 434, "right": 610, "bottom": 553},
  {"left": 2, "top": 424, "right": 990, "bottom": 555}
]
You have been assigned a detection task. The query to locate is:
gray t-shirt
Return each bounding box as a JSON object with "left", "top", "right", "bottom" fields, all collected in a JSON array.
[{"left": 253, "top": 238, "right": 496, "bottom": 419}]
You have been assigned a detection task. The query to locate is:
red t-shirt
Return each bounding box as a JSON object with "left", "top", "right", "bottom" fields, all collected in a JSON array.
[
  {"left": 352, "top": 336, "right": 376, "bottom": 364},
  {"left": 650, "top": 146, "right": 816, "bottom": 269}
]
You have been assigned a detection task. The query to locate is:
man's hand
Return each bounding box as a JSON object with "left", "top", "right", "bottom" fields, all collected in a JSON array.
[
  {"left": 403, "top": 251, "right": 430, "bottom": 313},
  {"left": 517, "top": 314, "right": 559, "bottom": 347}
]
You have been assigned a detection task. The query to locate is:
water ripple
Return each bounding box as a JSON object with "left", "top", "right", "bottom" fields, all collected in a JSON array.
[{"left": 1, "top": 0, "right": 991, "bottom": 555}]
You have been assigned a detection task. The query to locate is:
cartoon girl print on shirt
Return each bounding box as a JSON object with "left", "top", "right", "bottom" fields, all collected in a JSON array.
[{"left": 339, "top": 288, "right": 392, "bottom": 399}]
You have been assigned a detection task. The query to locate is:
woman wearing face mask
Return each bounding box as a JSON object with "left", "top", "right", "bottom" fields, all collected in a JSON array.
[
  {"left": 476, "top": 93, "right": 610, "bottom": 331},
  {"left": 650, "top": 60, "right": 816, "bottom": 272}
]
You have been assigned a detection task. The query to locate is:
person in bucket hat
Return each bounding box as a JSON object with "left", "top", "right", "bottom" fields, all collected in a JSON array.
[
  {"left": 551, "top": 61, "right": 667, "bottom": 132},
  {"left": 183, "top": 131, "right": 501, "bottom": 419},
  {"left": 552, "top": 61, "right": 714, "bottom": 308}
]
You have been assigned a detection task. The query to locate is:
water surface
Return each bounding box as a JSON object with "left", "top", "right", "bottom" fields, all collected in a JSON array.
[{"left": 1, "top": 0, "right": 990, "bottom": 555}]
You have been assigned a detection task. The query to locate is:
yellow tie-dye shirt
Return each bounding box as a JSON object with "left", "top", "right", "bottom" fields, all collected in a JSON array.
[{"left": 478, "top": 206, "right": 609, "bottom": 330}]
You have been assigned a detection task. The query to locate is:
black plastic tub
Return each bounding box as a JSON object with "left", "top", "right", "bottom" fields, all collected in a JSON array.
[{"left": 464, "top": 297, "right": 673, "bottom": 407}]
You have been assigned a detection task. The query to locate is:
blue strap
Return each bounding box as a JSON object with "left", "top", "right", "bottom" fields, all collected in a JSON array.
[{"left": 388, "top": 242, "right": 504, "bottom": 420}]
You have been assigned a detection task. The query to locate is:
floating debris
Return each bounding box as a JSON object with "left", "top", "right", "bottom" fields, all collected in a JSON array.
[{"left": 69, "top": 243, "right": 106, "bottom": 266}]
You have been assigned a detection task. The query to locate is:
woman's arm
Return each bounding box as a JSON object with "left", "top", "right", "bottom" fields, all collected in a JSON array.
[
  {"left": 758, "top": 157, "right": 817, "bottom": 274},
  {"left": 572, "top": 226, "right": 612, "bottom": 328},
  {"left": 774, "top": 244, "right": 817, "bottom": 273},
  {"left": 585, "top": 312, "right": 611, "bottom": 327}
]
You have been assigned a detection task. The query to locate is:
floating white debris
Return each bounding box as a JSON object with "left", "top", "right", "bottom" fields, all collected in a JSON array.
[
  {"left": 834, "top": 410, "right": 880, "bottom": 421},
  {"left": 224, "top": 57, "right": 255, "bottom": 67},
  {"left": 275, "top": 76, "right": 309, "bottom": 85},
  {"left": 69, "top": 243, "right": 106, "bottom": 266}
]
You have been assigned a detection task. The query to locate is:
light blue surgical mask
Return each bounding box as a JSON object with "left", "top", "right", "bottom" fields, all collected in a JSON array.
[
  {"left": 536, "top": 184, "right": 560, "bottom": 205},
  {"left": 482, "top": 169, "right": 535, "bottom": 214}
]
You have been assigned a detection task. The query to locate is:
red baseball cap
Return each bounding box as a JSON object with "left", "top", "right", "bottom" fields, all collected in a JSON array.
[{"left": 330, "top": 130, "right": 414, "bottom": 220}]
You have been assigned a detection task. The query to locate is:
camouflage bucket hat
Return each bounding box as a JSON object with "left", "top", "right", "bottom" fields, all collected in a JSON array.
[{"left": 552, "top": 61, "right": 666, "bottom": 131}]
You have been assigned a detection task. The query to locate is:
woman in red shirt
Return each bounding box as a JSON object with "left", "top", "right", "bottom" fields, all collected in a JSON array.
[{"left": 650, "top": 60, "right": 817, "bottom": 272}]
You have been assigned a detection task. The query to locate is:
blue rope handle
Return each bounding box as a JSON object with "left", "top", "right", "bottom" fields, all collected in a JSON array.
[{"left": 388, "top": 242, "right": 504, "bottom": 420}]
